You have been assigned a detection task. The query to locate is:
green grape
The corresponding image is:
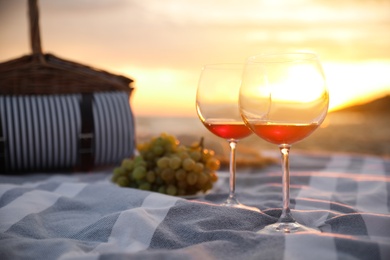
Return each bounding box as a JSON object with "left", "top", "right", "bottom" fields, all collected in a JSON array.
[
  {"left": 175, "top": 169, "right": 186, "bottom": 181},
  {"left": 113, "top": 167, "right": 126, "bottom": 176},
  {"left": 162, "top": 133, "right": 177, "bottom": 144},
  {"left": 196, "top": 172, "right": 209, "bottom": 186},
  {"left": 193, "top": 162, "right": 204, "bottom": 173},
  {"left": 182, "top": 158, "right": 196, "bottom": 171},
  {"left": 121, "top": 159, "right": 134, "bottom": 171},
  {"left": 186, "top": 172, "right": 198, "bottom": 186},
  {"left": 152, "top": 145, "right": 164, "bottom": 156},
  {"left": 206, "top": 157, "right": 220, "bottom": 171},
  {"left": 169, "top": 156, "right": 181, "bottom": 170},
  {"left": 161, "top": 168, "right": 175, "bottom": 182},
  {"left": 136, "top": 142, "right": 149, "bottom": 153},
  {"left": 134, "top": 155, "right": 144, "bottom": 164},
  {"left": 176, "top": 145, "right": 187, "bottom": 152},
  {"left": 146, "top": 170, "right": 156, "bottom": 183},
  {"left": 177, "top": 150, "right": 190, "bottom": 160},
  {"left": 127, "top": 170, "right": 134, "bottom": 180},
  {"left": 134, "top": 159, "right": 147, "bottom": 170},
  {"left": 166, "top": 184, "right": 177, "bottom": 196},
  {"left": 112, "top": 167, "right": 126, "bottom": 182},
  {"left": 144, "top": 151, "right": 155, "bottom": 162},
  {"left": 133, "top": 166, "right": 147, "bottom": 180},
  {"left": 209, "top": 172, "right": 218, "bottom": 183},
  {"left": 164, "top": 143, "right": 174, "bottom": 153},
  {"left": 202, "top": 149, "right": 214, "bottom": 162},
  {"left": 139, "top": 182, "right": 151, "bottom": 191},
  {"left": 157, "top": 157, "right": 170, "bottom": 169},
  {"left": 190, "top": 151, "right": 202, "bottom": 162},
  {"left": 153, "top": 136, "right": 164, "bottom": 146},
  {"left": 116, "top": 176, "right": 130, "bottom": 187},
  {"left": 135, "top": 161, "right": 147, "bottom": 169}
]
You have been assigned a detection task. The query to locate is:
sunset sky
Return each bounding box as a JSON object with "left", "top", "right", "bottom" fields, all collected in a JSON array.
[{"left": 1, "top": 0, "right": 390, "bottom": 117}]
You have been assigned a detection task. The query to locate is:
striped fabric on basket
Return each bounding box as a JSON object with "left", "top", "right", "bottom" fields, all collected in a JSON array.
[{"left": 0, "top": 91, "right": 135, "bottom": 173}]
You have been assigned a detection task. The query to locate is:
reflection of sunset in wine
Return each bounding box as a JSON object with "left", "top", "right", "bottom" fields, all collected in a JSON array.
[{"left": 1, "top": 1, "right": 389, "bottom": 116}]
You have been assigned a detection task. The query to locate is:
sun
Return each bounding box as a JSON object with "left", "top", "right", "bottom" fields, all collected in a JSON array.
[{"left": 269, "top": 64, "right": 327, "bottom": 103}]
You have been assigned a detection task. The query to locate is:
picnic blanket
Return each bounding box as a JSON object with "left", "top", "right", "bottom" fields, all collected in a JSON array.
[{"left": 1, "top": 151, "right": 390, "bottom": 260}]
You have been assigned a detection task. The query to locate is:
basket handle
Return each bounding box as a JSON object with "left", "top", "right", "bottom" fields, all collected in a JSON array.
[{"left": 28, "top": 0, "right": 45, "bottom": 63}]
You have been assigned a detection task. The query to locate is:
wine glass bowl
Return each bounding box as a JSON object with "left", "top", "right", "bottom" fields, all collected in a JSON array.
[
  {"left": 239, "top": 52, "right": 329, "bottom": 233},
  {"left": 240, "top": 53, "right": 328, "bottom": 134},
  {"left": 196, "top": 63, "right": 260, "bottom": 212}
]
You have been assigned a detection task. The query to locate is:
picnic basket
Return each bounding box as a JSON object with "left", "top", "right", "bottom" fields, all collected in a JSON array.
[{"left": 0, "top": 0, "right": 136, "bottom": 173}]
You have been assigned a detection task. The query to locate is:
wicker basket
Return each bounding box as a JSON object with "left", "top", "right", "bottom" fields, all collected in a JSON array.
[
  {"left": 0, "top": 53, "right": 133, "bottom": 95},
  {"left": 0, "top": 0, "right": 136, "bottom": 173}
]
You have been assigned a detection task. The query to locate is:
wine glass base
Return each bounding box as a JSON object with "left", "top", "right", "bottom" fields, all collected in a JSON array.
[
  {"left": 221, "top": 197, "right": 261, "bottom": 212},
  {"left": 257, "top": 222, "right": 320, "bottom": 234}
]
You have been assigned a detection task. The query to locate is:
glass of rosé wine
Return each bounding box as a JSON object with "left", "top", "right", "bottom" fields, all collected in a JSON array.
[
  {"left": 196, "top": 63, "right": 260, "bottom": 212},
  {"left": 239, "top": 52, "right": 329, "bottom": 233}
]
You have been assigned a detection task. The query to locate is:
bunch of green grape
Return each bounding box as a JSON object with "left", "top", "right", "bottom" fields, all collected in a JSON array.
[{"left": 111, "top": 133, "right": 220, "bottom": 196}]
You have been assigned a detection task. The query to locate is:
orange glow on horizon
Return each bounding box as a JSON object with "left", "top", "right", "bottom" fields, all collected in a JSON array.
[
  {"left": 124, "top": 67, "right": 198, "bottom": 117},
  {"left": 323, "top": 61, "right": 390, "bottom": 112},
  {"left": 121, "top": 60, "right": 390, "bottom": 117}
]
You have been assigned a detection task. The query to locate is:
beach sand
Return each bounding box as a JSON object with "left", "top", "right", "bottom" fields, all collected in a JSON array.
[{"left": 134, "top": 109, "right": 390, "bottom": 169}]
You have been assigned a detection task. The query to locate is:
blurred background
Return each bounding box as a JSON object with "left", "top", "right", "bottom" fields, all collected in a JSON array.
[{"left": 1, "top": 0, "right": 389, "bottom": 161}]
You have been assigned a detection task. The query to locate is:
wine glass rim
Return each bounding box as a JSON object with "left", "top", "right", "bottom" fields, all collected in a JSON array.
[{"left": 247, "top": 52, "right": 319, "bottom": 63}]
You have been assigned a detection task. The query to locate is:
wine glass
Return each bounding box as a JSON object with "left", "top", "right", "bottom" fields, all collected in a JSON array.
[
  {"left": 239, "top": 52, "right": 329, "bottom": 233},
  {"left": 196, "top": 63, "right": 260, "bottom": 212}
]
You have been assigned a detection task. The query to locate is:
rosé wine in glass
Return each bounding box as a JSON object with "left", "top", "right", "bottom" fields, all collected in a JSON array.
[
  {"left": 251, "top": 123, "right": 319, "bottom": 145},
  {"left": 239, "top": 52, "right": 329, "bottom": 233},
  {"left": 196, "top": 63, "right": 260, "bottom": 212},
  {"left": 202, "top": 121, "right": 253, "bottom": 140}
]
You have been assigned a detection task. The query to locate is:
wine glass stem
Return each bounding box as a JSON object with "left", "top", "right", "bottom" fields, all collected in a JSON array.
[
  {"left": 279, "top": 144, "right": 295, "bottom": 223},
  {"left": 228, "top": 140, "right": 238, "bottom": 200}
]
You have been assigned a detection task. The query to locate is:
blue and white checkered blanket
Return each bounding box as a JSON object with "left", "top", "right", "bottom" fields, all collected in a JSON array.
[{"left": 1, "top": 152, "right": 390, "bottom": 259}]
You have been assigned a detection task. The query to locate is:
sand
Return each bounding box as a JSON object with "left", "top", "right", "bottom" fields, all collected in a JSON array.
[{"left": 135, "top": 110, "right": 390, "bottom": 169}]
